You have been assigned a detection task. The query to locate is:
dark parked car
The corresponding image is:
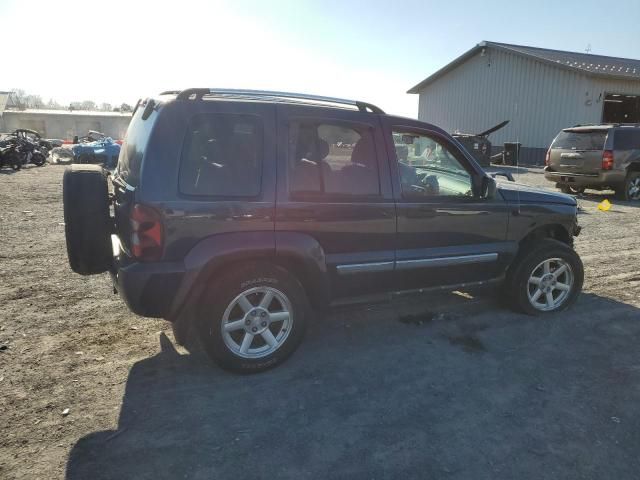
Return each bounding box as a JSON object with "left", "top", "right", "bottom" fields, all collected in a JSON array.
[
  {"left": 544, "top": 124, "right": 640, "bottom": 200},
  {"left": 63, "top": 89, "right": 584, "bottom": 372}
]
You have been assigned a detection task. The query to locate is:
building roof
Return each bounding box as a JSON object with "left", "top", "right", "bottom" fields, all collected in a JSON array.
[
  {"left": 2, "top": 108, "right": 132, "bottom": 117},
  {"left": 408, "top": 41, "right": 640, "bottom": 93}
]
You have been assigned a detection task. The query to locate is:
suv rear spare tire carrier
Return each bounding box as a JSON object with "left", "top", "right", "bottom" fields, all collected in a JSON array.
[{"left": 63, "top": 165, "right": 113, "bottom": 275}]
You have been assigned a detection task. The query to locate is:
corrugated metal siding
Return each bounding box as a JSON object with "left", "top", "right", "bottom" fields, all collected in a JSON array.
[{"left": 417, "top": 48, "right": 640, "bottom": 149}]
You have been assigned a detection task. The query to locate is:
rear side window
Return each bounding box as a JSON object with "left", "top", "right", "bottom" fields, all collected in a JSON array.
[
  {"left": 288, "top": 121, "right": 380, "bottom": 198},
  {"left": 179, "top": 114, "right": 263, "bottom": 197},
  {"left": 117, "top": 103, "right": 158, "bottom": 186},
  {"left": 551, "top": 130, "right": 608, "bottom": 150},
  {"left": 614, "top": 129, "right": 640, "bottom": 150}
]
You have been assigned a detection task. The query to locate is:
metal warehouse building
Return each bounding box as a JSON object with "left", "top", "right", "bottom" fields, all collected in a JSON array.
[{"left": 408, "top": 41, "right": 640, "bottom": 164}]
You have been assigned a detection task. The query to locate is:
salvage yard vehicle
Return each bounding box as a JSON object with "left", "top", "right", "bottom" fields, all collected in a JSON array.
[
  {"left": 452, "top": 120, "right": 509, "bottom": 167},
  {"left": 62, "top": 89, "right": 584, "bottom": 373},
  {"left": 12, "top": 129, "right": 47, "bottom": 166},
  {"left": 544, "top": 124, "right": 640, "bottom": 201},
  {"left": 71, "top": 131, "right": 121, "bottom": 169},
  {"left": 0, "top": 137, "right": 23, "bottom": 170}
]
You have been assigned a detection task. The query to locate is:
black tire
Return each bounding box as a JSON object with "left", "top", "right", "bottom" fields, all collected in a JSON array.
[
  {"left": 197, "top": 262, "right": 308, "bottom": 373},
  {"left": 615, "top": 172, "right": 640, "bottom": 201},
  {"left": 506, "top": 239, "right": 583, "bottom": 315},
  {"left": 63, "top": 165, "right": 113, "bottom": 275},
  {"left": 31, "top": 152, "right": 46, "bottom": 166}
]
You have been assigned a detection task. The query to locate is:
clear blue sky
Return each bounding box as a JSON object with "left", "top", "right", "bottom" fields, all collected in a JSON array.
[{"left": 2, "top": 0, "right": 639, "bottom": 117}]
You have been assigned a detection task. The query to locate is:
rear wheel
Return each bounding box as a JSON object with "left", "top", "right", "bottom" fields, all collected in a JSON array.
[
  {"left": 616, "top": 172, "right": 640, "bottom": 201},
  {"left": 507, "top": 239, "right": 583, "bottom": 315},
  {"left": 63, "top": 165, "right": 113, "bottom": 274},
  {"left": 197, "top": 263, "right": 308, "bottom": 373}
]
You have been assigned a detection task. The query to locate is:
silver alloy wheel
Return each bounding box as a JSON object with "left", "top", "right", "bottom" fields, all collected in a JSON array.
[
  {"left": 220, "top": 286, "right": 293, "bottom": 359},
  {"left": 628, "top": 177, "right": 640, "bottom": 200},
  {"left": 527, "top": 257, "right": 574, "bottom": 312}
]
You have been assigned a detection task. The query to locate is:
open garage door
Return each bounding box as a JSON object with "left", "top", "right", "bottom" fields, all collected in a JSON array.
[{"left": 602, "top": 93, "right": 640, "bottom": 123}]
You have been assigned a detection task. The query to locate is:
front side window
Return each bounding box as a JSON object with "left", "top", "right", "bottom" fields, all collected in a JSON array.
[
  {"left": 179, "top": 114, "right": 262, "bottom": 196},
  {"left": 288, "top": 121, "right": 380, "bottom": 198},
  {"left": 393, "top": 130, "right": 473, "bottom": 198}
]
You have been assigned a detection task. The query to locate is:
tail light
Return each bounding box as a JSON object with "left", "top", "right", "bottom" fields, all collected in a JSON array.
[
  {"left": 130, "top": 204, "right": 163, "bottom": 261},
  {"left": 602, "top": 150, "right": 614, "bottom": 170},
  {"left": 545, "top": 149, "right": 551, "bottom": 166}
]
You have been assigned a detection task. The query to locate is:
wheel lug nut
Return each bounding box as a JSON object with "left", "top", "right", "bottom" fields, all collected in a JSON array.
[
  {"left": 251, "top": 327, "right": 257, "bottom": 333},
  {"left": 245, "top": 319, "right": 251, "bottom": 325},
  {"left": 261, "top": 321, "right": 267, "bottom": 327}
]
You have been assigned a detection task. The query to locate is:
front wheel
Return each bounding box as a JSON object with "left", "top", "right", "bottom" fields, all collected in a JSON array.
[
  {"left": 197, "top": 263, "right": 308, "bottom": 373},
  {"left": 507, "top": 239, "right": 584, "bottom": 315}
]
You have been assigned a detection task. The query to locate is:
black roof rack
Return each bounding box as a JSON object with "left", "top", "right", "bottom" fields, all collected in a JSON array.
[{"left": 172, "top": 88, "right": 385, "bottom": 114}]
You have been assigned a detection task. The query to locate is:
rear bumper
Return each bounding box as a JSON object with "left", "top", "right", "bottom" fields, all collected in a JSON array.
[
  {"left": 111, "top": 258, "right": 185, "bottom": 318},
  {"left": 544, "top": 168, "right": 625, "bottom": 188}
]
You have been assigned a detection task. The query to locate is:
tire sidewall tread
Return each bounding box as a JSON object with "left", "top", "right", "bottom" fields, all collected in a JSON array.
[
  {"left": 507, "top": 239, "right": 584, "bottom": 315},
  {"left": 197, "top": 262, "right": 308, "bottom": 373}
]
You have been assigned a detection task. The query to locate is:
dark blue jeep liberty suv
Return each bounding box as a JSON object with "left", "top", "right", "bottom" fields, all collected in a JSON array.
[{"left": 63, "top": 89, "right": 583, "bottom": 372}]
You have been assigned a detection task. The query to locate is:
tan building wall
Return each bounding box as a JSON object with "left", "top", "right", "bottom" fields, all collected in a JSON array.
[{"left": 1, "top": 110, "right": 131, "bottom": 140}]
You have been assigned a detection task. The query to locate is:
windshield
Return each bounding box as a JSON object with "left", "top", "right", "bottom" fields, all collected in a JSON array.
[{"left": 551, "top": 130, "right": 608, "bottom": 150}]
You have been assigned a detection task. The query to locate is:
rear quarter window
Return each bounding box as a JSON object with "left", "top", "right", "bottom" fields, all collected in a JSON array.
[
  {"left": 551, "top": 130, "right": 608, "bottom": 150},
  {"left": 117, "top": 104, "right": 158, "bottom": 187},
  {"left": 614, "top": 129, "right": 640, "bottom": 150},
  {"left": 179, "top": 114, "right": 263, "bottom": 197}
]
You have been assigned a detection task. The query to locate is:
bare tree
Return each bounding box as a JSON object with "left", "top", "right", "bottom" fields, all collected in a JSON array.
[{"left": 80, "top": 100, "right": 97, "bottom": 111}]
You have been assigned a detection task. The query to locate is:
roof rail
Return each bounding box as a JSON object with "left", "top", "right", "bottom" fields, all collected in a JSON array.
[
  {"left": 173, "top": 88, "right": 385, "bottom": 114},
  {"left": 571, "top": 122, "right": 640, "bottom": 128}
]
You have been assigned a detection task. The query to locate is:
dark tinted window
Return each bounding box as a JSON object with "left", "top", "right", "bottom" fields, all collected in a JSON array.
[
  {"left": 117, "top": 103, "right": 158, "bottom": 186},
  {"left": 288, "top": 121, "right": 379, "bottom": 198},
  {"left": 179, "top": 114, "right": 262, "bottom": 197},
  {"left": 614, "top": 129, "right": 640, "bottom": 150},
  {"left": 551, "top": 130, "right": 608, "bottom": 150}
]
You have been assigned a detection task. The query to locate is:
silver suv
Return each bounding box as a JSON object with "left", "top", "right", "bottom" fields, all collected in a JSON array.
[{"left": 544, "top": 124, "right": 640, "bottom": 201}]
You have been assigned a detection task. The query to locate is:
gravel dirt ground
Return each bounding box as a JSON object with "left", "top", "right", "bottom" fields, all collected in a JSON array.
[{"left": 1, "top": 164, "right": 639, "bottom": 480}]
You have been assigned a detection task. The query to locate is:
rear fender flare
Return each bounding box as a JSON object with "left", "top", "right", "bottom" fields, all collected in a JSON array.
[
  {"left": 168, "top": 231, "right": 331, "bottom": 318},
  {"left": 274, "top": 232, "right": 330, "bottom": 309},
  {"left": 168, "top": 231, "right": 276, "bottom": 319}
]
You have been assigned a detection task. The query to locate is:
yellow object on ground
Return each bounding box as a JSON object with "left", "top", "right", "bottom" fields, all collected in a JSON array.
[{"left": 597, "top": 199, "right": 612, "bottom": 211}]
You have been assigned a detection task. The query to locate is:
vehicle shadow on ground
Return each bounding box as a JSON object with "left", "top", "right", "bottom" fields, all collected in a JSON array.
[{"left": 66, "top": 292, "right": 640, "bottom": 480}]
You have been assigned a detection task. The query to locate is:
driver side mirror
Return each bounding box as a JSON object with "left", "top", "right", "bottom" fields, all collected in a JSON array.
[{"left": 481, "top": 175, "right": 497, "bottom": 199}]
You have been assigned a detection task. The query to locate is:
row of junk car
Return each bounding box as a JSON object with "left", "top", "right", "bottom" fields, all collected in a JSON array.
[{"left": 0, "top": 129, "right": 121, "bottom": 171}]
